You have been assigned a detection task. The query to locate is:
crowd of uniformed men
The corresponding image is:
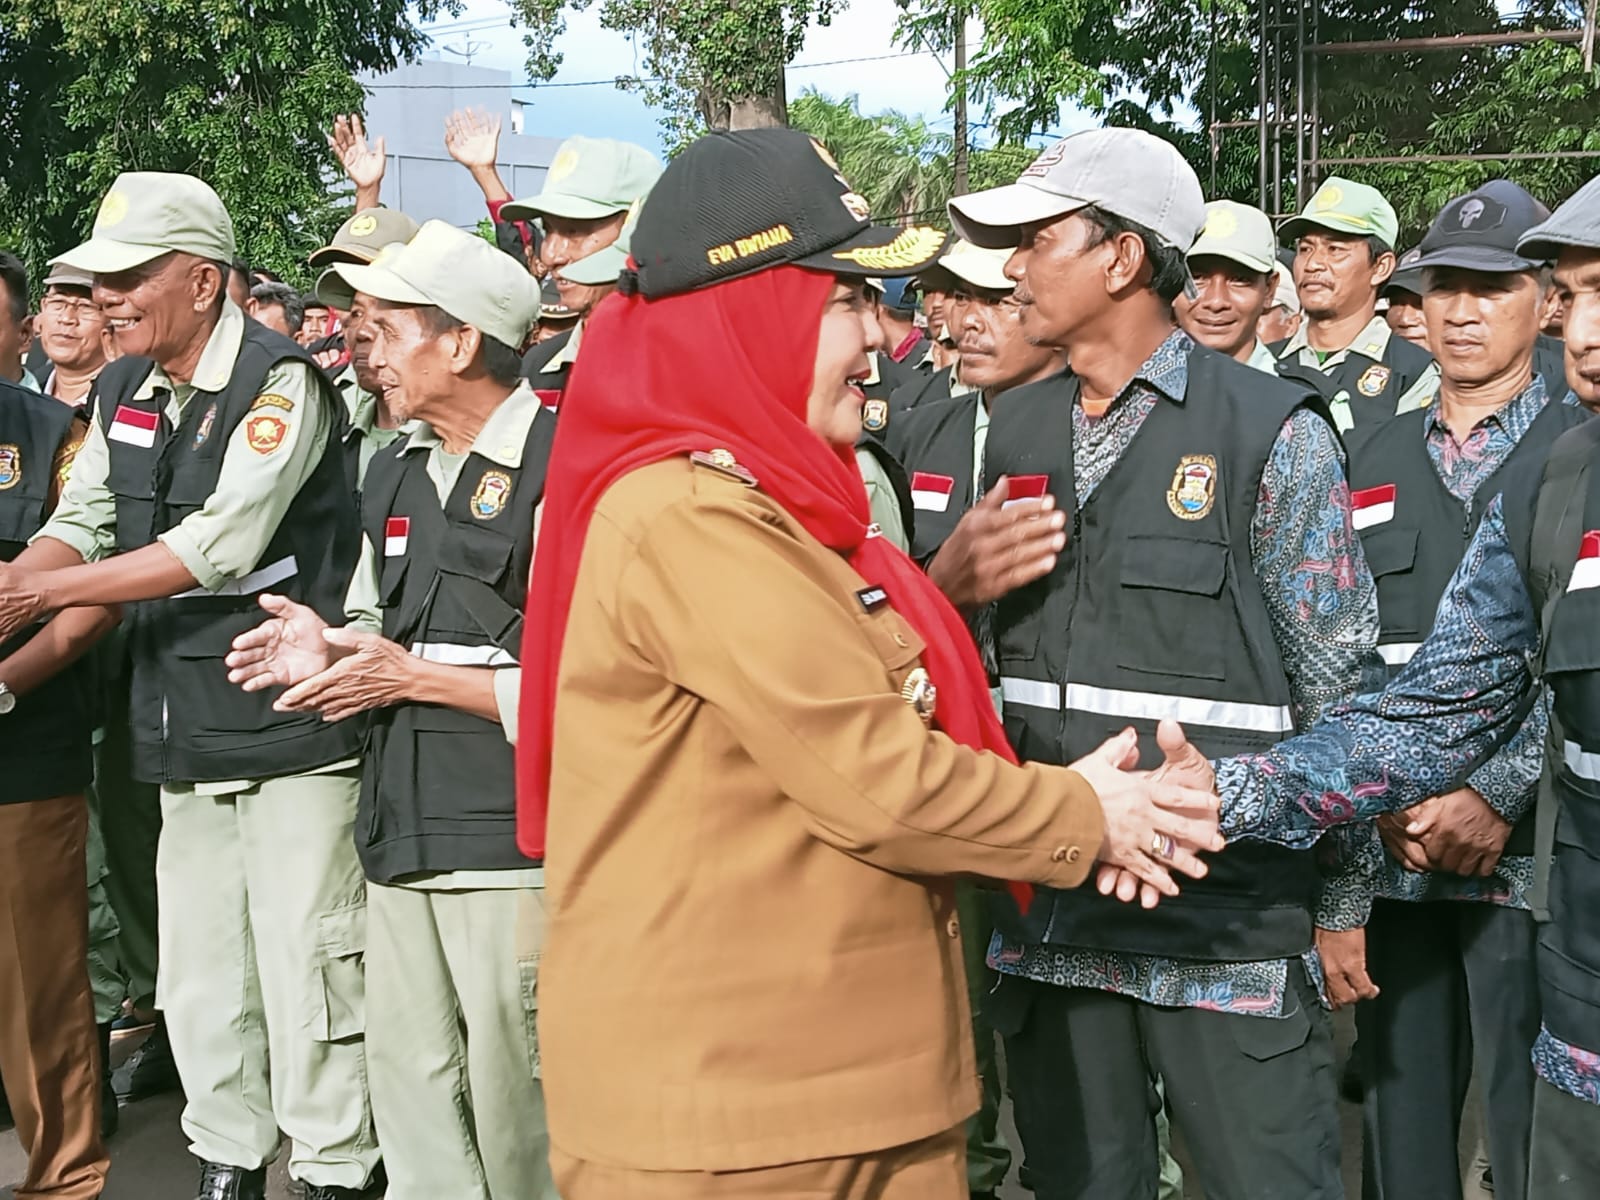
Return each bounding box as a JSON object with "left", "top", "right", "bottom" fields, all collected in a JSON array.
[{"left": 3, "top": 96, "right": 1600, "bottom": 1200}]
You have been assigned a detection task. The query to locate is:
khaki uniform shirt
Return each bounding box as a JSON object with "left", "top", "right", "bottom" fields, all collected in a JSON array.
[
  {"left": 540, "top": 455, "right": 1106, "bottom": 1173},
  {"left": 344, "top": 383, "right": 543, "bottom": 890},
  {"left": 335, "top": 364, "right": 405, "bottom": 488}
]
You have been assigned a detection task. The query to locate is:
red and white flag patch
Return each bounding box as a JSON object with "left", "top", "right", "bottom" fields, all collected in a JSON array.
[
  {"left": 911, "top": 471, "right": 955, "bottom": 513},
  {"left": 108, "top": 405, "right": 159, "bottom": 449},
  {"left": 384, "top": 516, "right": 410, "bottom": 558},
  {"left": 1351, "top": 483, "right": 1396, "bottom": 531},
  {"left": 1569, "top": 530, "right": 1600, "bottom": 593},
  {"left": 534, "top": 389, "right": 562, "bottom": 411},
  {"left": 1003, "top": 473, "right": 1050, "bottom": 510}
]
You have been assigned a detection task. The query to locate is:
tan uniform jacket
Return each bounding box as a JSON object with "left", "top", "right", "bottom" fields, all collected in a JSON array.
[{"left": 541, "top": 455, "right": 1106, "bottom": 1172}]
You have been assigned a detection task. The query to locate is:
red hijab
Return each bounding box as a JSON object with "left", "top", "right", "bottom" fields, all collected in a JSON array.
[{"left": 516, "top": 264, "right": 1029, "bottom": 906}]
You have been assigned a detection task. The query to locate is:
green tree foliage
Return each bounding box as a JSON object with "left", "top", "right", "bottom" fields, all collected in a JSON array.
[
  {"left": 0, "top": 0, "right": 451, "bottom": 282},
  {"left": 894, "top": 0, "right": 1600, "bottom": 240},
  {"left": 789, "top": 88, "right": 1039, "bottom": 226},
  {"left": 509, "top": 0, "right": 843, "bottom": 149}
]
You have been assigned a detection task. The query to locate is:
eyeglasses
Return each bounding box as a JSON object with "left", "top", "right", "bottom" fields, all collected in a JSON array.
[{"left": 41, "top": 295, "right": 102, "bottom": 320}]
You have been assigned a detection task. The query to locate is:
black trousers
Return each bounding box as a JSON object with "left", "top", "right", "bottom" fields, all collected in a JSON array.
[
  {"left": 1357, "top": 900, "right": 1539, "bottom": 1200},
  {"left": 1529, "top": 1077, "right": 1600, "bottom": 1195},
  {"left": 993, "top": 963, "right": 1340, "bottom": 1200}
]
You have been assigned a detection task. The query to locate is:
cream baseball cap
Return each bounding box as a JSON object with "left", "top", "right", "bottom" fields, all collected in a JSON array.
[
  {"left": 324, "top": 220, "right": 540, "bottom": 349},
  {"left": 56, "top": 172, "right": 235, "bottom": 274}
]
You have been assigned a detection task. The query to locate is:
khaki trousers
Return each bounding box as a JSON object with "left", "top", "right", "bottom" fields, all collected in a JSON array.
[
  {"left": 0, "top": 794, "right": 109, "bottom": 1200},
  {"left": 365, "top": 882, "right": 556, "bottom": 1200},
  {"left": 157, "top": 769, "right": 379, "bottom": 1188},
  {"left": 550, "top": 1126, "right": 966, "bottom": 1199}
]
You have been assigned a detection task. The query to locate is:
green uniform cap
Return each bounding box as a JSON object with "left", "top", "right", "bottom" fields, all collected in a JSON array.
[
  {"left": 557, "top": 202, "right": 646, "bottom": 287},
  {"left": 1188, "top": 200, "right": 1277, "bottom": 275},
  {"left": 325, "top": 220, "right": 540, "bottom": 350},
  {"left": 57, "top": 172, "right": 235, "bottom": 274},
  {"left": 1280, "top": 176, "right": 1399, "bottom": 248},
  {"left": 937, "top": 239, "right": 1013, "bottom": 292},
  {"left": 501, "top": 136, "right": 662, "bottom": 222},
  {"left": 309, "top": 207, "right": 421, "bottom": 269}
]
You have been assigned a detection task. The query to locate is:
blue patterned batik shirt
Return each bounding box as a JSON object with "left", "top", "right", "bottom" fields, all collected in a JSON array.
[
  {"left": 990, "top": 329, "right": 1380, "bottom": 1017},
  {"left": 1316, "top": 377, "right": 1555, "bottom": 930}
]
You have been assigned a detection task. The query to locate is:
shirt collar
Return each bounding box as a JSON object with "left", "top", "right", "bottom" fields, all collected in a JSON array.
[
  {"left": 891, "top": 329, "right": 926, "bottom": 364},
  {"left": 1426, "top": 373, "right": 1549, "bottom": 443},
  {"left": 1281, "top": 312, "right": 1390, "bottom": 363},
  {"left": 134, "top": 299, "right": 246, "bottom": 400},
  {"left": 1119, "top": 328, "right": 1192, "bottom": 405},
  {"left": 9, "top": 367, "right": 41, "bottom": 392},
  {"left": 862, "top": 351, "right": 882, "bottom": 387},
  {"left": 402, "top": 382, "right": 543, "bottom": 468},
  {"left": 540, "top": 320, "right": 584, "bottom": 374},
  {"left": 1247, "top": 339, "right": 1279, "bottom": 376}
]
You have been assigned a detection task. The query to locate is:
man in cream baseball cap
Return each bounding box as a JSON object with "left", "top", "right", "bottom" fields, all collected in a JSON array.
[
  {"left": 235, "top": 215, "right": 558, "bottom": 1199},
  {"left": 943, "top": 128, "right": 1361, "bottom": 1200},
  {"left": 1177, "top": 200, "right": 1285, "bottom": 370},
  {"left": 57, "top": 171, "right": 235, "bottom": 275}
]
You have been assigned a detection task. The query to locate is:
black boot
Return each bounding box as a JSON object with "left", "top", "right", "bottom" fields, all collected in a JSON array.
[
  {"left": 120, "top": 1015, "right": 181, "bottom": 1101},
  {"left": 195, "top": 1162, "right": 267, "bottom": 1200},
  {"left": 303, "top": 1163, "right": 386, "bottom": 1200},
  {"left": 97, "top": 1021, "right": 119, "bottom": 1140}
]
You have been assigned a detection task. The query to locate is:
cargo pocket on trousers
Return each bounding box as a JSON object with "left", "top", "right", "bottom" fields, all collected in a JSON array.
[
  {"left": 314, "top": 903, "right": 367, "bottom": 1042},
  {"left": 516, "top": 888, "right": 547, "bottom": 1079},
  {"left": 1228, "top": 996, "right": 1311, "bottom": 1062}
]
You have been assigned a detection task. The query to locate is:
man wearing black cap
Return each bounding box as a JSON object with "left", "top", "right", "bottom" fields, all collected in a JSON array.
[
  {"left": 1382, "top": 247, "right": 1428, "bottom": 348},
  {"left": 1317, "top": 178, "right": 1587, "bottom": 1200}
]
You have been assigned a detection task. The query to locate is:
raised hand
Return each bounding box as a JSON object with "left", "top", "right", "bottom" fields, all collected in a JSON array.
[
  {"left": 444, "top": 107, "right": 503, "bottom": 171},
  {"left": 327, "top": 114, "right": 387, "bottom": 192},
  {"left": 926, "top": 476, "right": 1067, "bottom": 612},
  {"left": 225, "top": 593, "right": 333, "bottom": 692}
]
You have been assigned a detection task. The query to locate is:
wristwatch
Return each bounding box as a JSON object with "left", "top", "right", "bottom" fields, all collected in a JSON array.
[{"left": 0, "top": 683, "right": 14, "bottom": 715}]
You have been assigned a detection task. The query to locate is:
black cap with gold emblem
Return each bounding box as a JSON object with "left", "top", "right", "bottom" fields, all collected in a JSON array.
[{"left": 622, "top": 128, "right": 948, "bottom": 300}]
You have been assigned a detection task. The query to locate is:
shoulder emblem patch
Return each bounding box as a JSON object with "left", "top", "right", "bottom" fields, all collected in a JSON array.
[
  {"left": 0, "top": 444, "right": 20, "bottom": 490},
  {"left": 862, "top": 397, "right": 888, "bottom": 432},
  {"left": 1167, "top": 453, "right": 1217, "bottom": 521},
  {"left": 249, "top": 393, "right": 295, "bottom": 414},
  {"left": 689, "top": 448, "right": 758, "bottom": 487},
  {"left": 1356, "top": 364, "right": 1391, "bottom": 397},
  {"left": 471, "top": 469, "right": 513, "bottom": 520},
  {"left": 245, "top": 414, "right": 289, "bottom": 455}
]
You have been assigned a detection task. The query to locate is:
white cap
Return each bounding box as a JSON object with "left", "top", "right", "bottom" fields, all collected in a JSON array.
[
  {"left": 938, "top": 240, "right": 1013, "bottom": 291},
  {"left": 948, "top": 127, "right": 1206, "bottom": 253},
  {"left": 1187, "top": 200, "right": 1277, "bottom": 275},
  {"left": 1270, "top": 262, "right": 1300, "bottom": 314}
]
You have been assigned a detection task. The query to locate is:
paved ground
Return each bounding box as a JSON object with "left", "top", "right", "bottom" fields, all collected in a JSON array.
[{"left": 4, "top": 1012, "right": 1489, "bottom": 1198}]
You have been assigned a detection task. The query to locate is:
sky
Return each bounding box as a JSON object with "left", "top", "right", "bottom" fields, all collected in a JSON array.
[{"left": 412, "top": 0, "right": 1098, "bottom": 155}]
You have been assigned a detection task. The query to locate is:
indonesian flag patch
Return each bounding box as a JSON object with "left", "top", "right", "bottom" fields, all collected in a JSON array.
[
  {"left": 108, "top": 405, "right": 159, "bottom": 449},
  {"left": 910, "top": 471, "right": 955, "bottom": 512},
  {"left": 1351, "top": 483, "right": 1396, "bottom": 530},
  {"left": 1004, "top": 473, "right": 1050, "bottom": 510},
  {"left": 384, "top": 516, "right": 410, "bottom": 557},
  {"left": 1569, "top": 531, "right": 1600, "bottom": 593}
]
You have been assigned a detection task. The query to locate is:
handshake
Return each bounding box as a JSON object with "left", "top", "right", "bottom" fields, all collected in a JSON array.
[{"left": 1070, "top": 719, "right": 1224, "bottom": 909}]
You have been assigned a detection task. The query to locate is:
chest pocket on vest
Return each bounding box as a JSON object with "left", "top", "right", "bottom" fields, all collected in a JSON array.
[
  {"left": 165, "top": 441, "right": 226, "bottom": 522},
  {"left": 1116, "top": 535, "right": 1229, "bottom": 681},
  {"left": 1360, "top": 527, "right": 1422, "bottom": 638}
]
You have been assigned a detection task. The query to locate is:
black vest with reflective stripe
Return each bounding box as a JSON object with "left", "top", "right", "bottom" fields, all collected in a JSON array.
[
  {"left": 96, "top": 319, "right": 362, "bottom": 784},
  {"left": 0, "top": 382, "right": 94, "bottom": 803},
  {"left": 1515, "top": 418, "right": 1600, "bottom": 1053},
  {"left": 1349, "top": 397, "right": 1586, "bottom": 860},
  {"left": 984, "top": 346, "right": 1320, "bottom": 960},
  {"left": 354, "top": 405, "right": 553, "bottom": 881}
]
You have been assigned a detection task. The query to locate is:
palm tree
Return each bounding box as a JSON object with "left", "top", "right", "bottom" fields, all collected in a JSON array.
[{"left": 789, "top": 88, "right": 955, "bottom": 224}]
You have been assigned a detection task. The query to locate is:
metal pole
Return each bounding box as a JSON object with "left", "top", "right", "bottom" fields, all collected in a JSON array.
[
  {"left": 1311, "top": 29, "right": 1582, "bottom": 55},
  {"left": 1258, "top": 0, "right": 1269, "bottom": 210},
  {"left": 952, "top": 0, "right": 969, "bottom": 196},
  {"left": 1293, "top": 0, "right": 1305, "bottom": 216},
  {"left": 1308, "top": 0, "right": 1319, "bottom": 202},
  {"left": 1317, "top": 149, "right": 1600, "bottom": 165}
]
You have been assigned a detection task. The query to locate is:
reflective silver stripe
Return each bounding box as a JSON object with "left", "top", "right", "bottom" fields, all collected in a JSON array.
[
  {"left": 999, "top": 677, "right": 1062, "bottom": 710},
  {"left": 998, "top": 677, "right": 1294, "bottom": 734},
  {"left": 1064, "top": 683, "right": 1294, "bottom": 734},
  {"left": 409, "top": 642, "right": 516, "bottom": 668},
  {"left": 1564, "top": 739, "right": 1600, "bottom": 782},
  {"left": 1378, "top": 642, "right": 1420, "bottom": 667},
  {"left": 173, "top": 555, "right": 298, "bottom": 599}
]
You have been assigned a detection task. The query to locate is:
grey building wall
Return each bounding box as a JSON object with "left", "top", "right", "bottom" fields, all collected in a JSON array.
[{"left": 357, "top": 59, "right": 563, "bottom": 229}]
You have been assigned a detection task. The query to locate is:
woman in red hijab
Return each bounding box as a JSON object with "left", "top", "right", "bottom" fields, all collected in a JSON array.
[{"left": 517, "top": 129, "right": 1222, "bottom": 1199}]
